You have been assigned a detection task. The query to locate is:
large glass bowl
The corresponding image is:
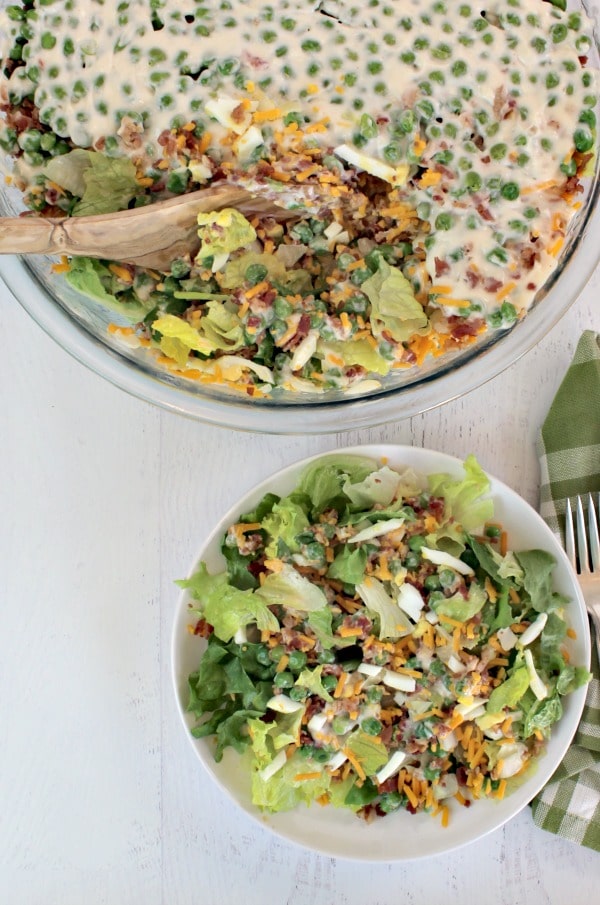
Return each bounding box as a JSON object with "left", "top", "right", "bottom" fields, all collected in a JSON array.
[{"left": 1, "top": 1, "right": 599, "bottom": 435}]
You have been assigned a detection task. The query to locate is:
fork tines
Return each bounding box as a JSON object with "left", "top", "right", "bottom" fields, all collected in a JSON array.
[{"left": 565, "top": 493, "right": 600, "bottom": 574}]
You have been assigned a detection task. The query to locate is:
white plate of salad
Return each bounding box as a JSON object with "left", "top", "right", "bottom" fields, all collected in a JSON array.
[{"left": 171, "top": 446, "right": 590, "bottom": 861}]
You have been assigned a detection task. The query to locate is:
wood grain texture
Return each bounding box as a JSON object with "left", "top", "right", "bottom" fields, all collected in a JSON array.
[{"left": 1, "top": 260, "right": 599, "bottom": 904}]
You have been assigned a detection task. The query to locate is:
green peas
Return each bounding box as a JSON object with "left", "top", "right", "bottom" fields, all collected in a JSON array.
[
  {"left": 579, "top": 109, "right": 596, "bottom": 130},
  {"left": 288, "top": 650, "right": 307, "bottom": 673},
  {"left": 490, "top": 143, "right": 508, "bottom": 160},
  {"left": 269, "top": 644, "right": 286, "bottom": 663},
  {"left": 405, "top": 551, "right": 421, "bottom": 570},
  {"left": 322, "top": 673, "right": 340, "bottom": 693},
  {"left": 331, "top": 715, "right": 350, "bottom": 734},
  {"left": 434, "top": 212, "right": 453, "bottom": 231},
  {"left": 383, "top": 142, "right": 402, "bottom": 163},
  {"left": 245, "top": 263, "right": 268, "bottom": 286},
  {"left": 501, "top": 182, "right": 520, "bottom": 201},
  {"left": 424, "top": 574, "right": 441, "bottom": 592},
  {"left": 439, "top": 568, "right": 457, "bottom": 589},
  {"left": 465, "top": 172, "right": 482, "bottom": 192},
  {"left": 274, "top": 671, "right": 295, "bottom": 689},
  {"left": 379, "top": 792, "right": 404, "bottom": 813},
  {"left": 166, "top": 169, "right": 190, "bottom": 194},
  {"left": 407, "top": 535, "right": 426, "bottom": 553},
  {"left": 359, "top": 114, "right": 378, "bottom": 140},
  {"left": 288, "top": 686, "right": 308, "bottom": 702},
  {"left": 485, "top": 525, "right": 502, "bottom": 538},
  {"left": 17, "top": 129, "right": 41, "bottom": 152},
  {"left": 366, "top": 685, "right": 384, "bottom": 703},
  {"left": 170, "top": 259, "right": 191, "bottom": 279},
  {"left": 361, "top": 717, "right": 383, "bottom": 736},
  {"left": 574, "top": 127, "right": 594, "bottom": 153},
  {"left": 317, "top": 649, "right": 336, "bottom": 665},
  {"left": 256, "top": 646, "right": 273, "bottom": 667}
]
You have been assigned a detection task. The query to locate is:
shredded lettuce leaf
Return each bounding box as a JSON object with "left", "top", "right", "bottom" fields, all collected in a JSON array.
[
  {"left": 428, "top": 454, "right": 494, "bottom": 532},
  {"left": 256, "top": 564, "right": 328, "bottom": 612},
  {"left": 356, "top": 577, "right": 410, "bottom": 640},
  {"left": 297, "top": 454, "right": 378, "bottom": 516},
  {"left": 179, "top": 563, "right": 279, "bottom": 641},
  {"left": 361, "top": 260, "right": 429, "bottom": 343},
  {"left": 262, "top": 498, "right": 310, "bottom": 559},
  {"left": 196, "top": 209, "right": 257, "bottom": 263}
]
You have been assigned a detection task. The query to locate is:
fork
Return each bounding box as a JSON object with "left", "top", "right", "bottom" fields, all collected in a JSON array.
[{"left": 565, "top": 494, "right": 600, "bottom": 662}]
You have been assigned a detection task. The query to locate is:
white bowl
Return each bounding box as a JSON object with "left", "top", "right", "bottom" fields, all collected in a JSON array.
[{"left": 171, "top": 445, "right": 590, "bottom": 861}]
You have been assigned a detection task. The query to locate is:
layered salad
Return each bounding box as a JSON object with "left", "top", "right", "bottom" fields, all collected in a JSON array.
[
  {"left": 0, "top": 0, "right": 597, "bottom": 395},
  {"left": 180, "top": 454, "right": 590, "bottom": 822}
]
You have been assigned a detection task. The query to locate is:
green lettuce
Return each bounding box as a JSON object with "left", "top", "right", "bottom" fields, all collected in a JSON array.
[
  {"left": 305, "top": 606, "right": 356, "bottom": 650},
  {"left": 345, "top": 731, "right": 389, "bottom": 776},
  {"left": 65, "top": 256, "right": 149, "bottom": 321},
  {"left": 45, "top": 149, "right": 140, "bottom": 215},
  {"left": 44, "top": 148, "right": 94, "bottom": 198},
  {"left": 427, "top": 454, "right": 494, "bottom": 532},
  {"left": 196, "top": 208, "right": 256, "bottom": 263},
  {"left": 521, "top": 691, "right": 563, "bottom": 738},
  {"left": 361, "top": 260, "right": 429, "bottom": 342},
  {"left": 186, "top": 636, "right": 274, "bottom": 760},
  {"left": 320, "top": 338, "right": 392, "bottom": 375},
  {"left": 432, "top": 582, "right": 487, "bottom": 622},
  {"left": 356, "top": 577, "right": 410, "bottom": 640},
  {"left": 515, "top": 550, "right": 570, "bottom": 613},
  {"left": 262, "top": 498, "right": 310, "bottom": 558},
  {"left": 326, "top": 546, "right": 367, "bottom": 585},
  {"left": 178, "top": 562, "right": 279, "bottom": 641},
  {"left": 151, "top": 313, "right": 217, "bottom": 365},
  {"left": 220, "top": 251, "right": 286, "bottom": 289},
  {"left": 256, "top": 565, "right": 328, "bottom": 612},
  {"left": 297, "top": 454, "right": 378, "bottom": 516},
  {"left": 343, "top": 465, "right": 401, "bottom": 508},
  {"left": 294, "top": 664, "right": 334, "bottom": 701},
  {"left": 152, "top": 302, "right": 244, "bottom": 365},
  {"left": 486, "top": 664, "right": 530, "bottom": 714},
  {"left": 250, "top": 749, "right": 330, "bottom": 812}
]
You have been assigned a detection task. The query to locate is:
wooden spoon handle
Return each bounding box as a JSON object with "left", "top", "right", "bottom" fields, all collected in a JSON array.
[{"left": 0, "top": 183, "right": 255, "bottom": 258}]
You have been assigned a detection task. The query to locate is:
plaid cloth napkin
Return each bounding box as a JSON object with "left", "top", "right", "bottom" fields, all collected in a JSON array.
[{"left": 531, "top": 330, "right": 600, "bottom": 852}]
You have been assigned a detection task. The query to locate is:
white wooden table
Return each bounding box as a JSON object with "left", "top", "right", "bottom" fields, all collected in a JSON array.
[{"left": 1, "top": 258, "right": 599, "bottom": 903}]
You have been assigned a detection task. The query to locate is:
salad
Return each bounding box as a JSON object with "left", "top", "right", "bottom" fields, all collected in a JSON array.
[
  {"left": 0, "top": 1, "right": 598, "bottom": 396},
  {"left": 180, "top": 453, "right": 590, "bottom": 823}
]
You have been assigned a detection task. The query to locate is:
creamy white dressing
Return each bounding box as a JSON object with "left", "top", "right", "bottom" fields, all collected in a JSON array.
[{"left": 0, "top": 0, "right": 597, "bottom": 319}]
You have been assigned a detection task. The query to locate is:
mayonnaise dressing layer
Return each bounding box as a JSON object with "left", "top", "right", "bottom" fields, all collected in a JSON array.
[{"left": 0, "top": 0, "right": 597, "bottom": 320}]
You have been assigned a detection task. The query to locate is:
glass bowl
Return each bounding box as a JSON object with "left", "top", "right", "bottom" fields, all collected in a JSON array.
[{"left": 0, "top": 1, "right": 599, "bottom": 435}]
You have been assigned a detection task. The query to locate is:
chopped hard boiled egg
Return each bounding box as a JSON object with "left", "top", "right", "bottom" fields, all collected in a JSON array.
[{"left": 334, "top": 143, "right": 410, "bottom": 186}]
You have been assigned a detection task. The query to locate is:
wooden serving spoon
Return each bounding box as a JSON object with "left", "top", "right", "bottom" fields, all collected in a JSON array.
[{"left": 0, "top": 182, "right": 301, "bottom": 271}]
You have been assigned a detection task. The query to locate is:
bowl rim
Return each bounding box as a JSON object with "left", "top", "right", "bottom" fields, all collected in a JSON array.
[{"left": 170, "top": 443, "right": 591, "bottom": 861}]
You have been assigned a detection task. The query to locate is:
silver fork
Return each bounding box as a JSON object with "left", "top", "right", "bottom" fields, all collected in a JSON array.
[{"left": 565, "top": 494, "right": 600, "bottom": 662}]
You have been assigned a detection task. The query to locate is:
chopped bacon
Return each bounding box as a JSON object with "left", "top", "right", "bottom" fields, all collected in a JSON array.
[
  {"left": 475, "top": 201, "right": 494, "bottom": 222},
  {"left": 434, "top": 257, "right": 451, "bottom": 277},
  {"left": 465, "top": 269, "right": 480, "bottom": 288},
  {"left": 192, "top": 618, "right": 213, "bottom": 638},
  {"left": 483, "top": 277, "right": 502, "bottom": 293},
  {"left": 282, "top": 312, "right": 311, "bottom": 351},
  {"left": 449, "top": 316, "right": 484, "bottom": 339},
  {"left": 243, "top": 51, "right": 269, "bottom": 69}
]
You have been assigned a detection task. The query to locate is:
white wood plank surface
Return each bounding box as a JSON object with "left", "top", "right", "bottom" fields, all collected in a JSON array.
[{"left": 1, "top": 258, "right": 599, "bottom": 903}]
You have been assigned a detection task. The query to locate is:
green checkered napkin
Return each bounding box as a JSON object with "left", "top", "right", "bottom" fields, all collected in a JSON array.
[{"left": 531, "top": 330, "right": 600, "bottom": 852}]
